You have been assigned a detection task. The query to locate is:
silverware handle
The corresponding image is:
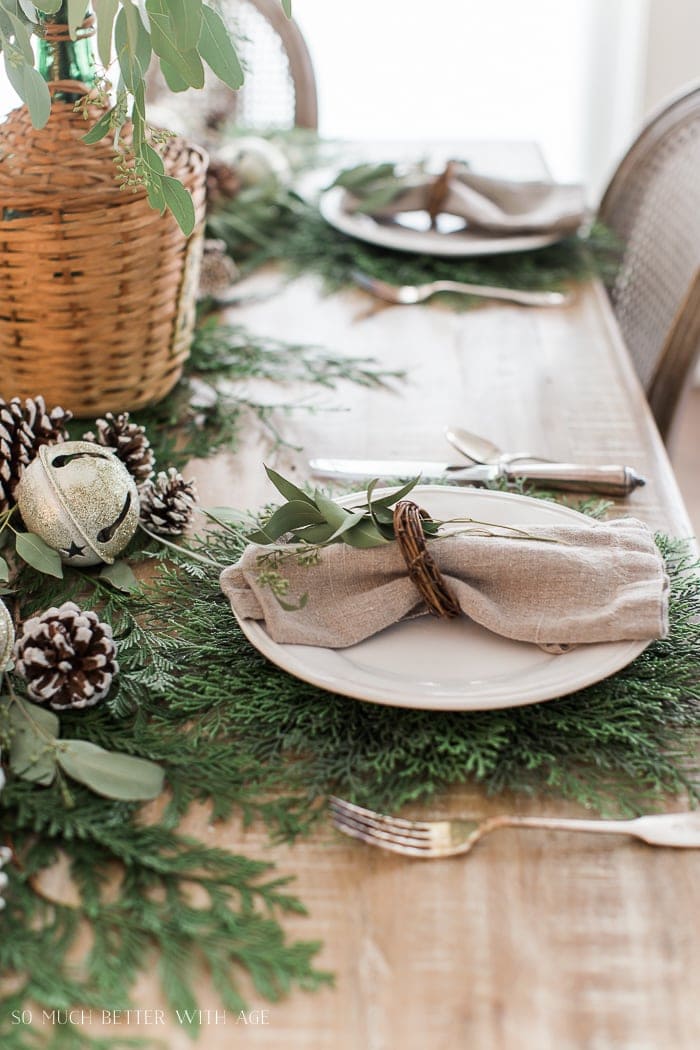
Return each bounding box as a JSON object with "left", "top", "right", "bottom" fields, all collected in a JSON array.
[
  {"left": 504, "top": 463, "right": 645, "bottom": 497},
  {"left": 499, "top": 816, "right": 637, "bottom": 836},
  {"left": 432, "top": 280, "right": 568, "bottom": 308}
]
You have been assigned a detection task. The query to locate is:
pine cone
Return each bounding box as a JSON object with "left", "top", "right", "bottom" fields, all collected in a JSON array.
[
  {"left": 83, "top": 412, "right": 154, "bottom": 485},
  {"left": 206, "top": 159, "right": 241, "bottom": 207},
  {"left": 14, "top": 601, "right": 118, "bottom": 711},
  {"left": 198, "top": 239, "right": 239, "bottom": 300},
  {"left": 140, "top": 468, "right": 197, "bottom": 536},
  {"left": 0, "top": 396, "right": 71, "bottom": 512}
]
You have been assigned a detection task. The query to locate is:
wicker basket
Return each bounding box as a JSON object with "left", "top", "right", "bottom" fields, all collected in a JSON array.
[{"left": 0, "top": 81, "right": 208, "bottom": 417}]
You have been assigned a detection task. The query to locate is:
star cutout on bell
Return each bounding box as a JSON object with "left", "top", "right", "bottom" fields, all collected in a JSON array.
[{"left": 62, "top": 541, "right": 87, "bottom": 559}]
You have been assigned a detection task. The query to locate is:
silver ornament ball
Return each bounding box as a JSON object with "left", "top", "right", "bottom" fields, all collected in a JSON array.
[{"left": 16, "top": 440, "right": 140, "bottom": 566}]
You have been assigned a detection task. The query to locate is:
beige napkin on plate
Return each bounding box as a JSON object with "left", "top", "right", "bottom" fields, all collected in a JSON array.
[
  {"left": 220, "top": 518, "right": 668, "bottom": 650},
  {"left": 344, "top": 161, "right": 586, "bottom": 236}
]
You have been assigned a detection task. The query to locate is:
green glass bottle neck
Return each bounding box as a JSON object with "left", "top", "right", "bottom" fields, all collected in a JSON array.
[{"left": 36, "top": 2, "right": 95, "bottom": 102}]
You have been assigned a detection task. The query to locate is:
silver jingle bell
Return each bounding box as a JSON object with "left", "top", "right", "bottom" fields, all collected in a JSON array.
[
  {"left": 16, "top": 440, "right": 140, "bottom": 566},
  {"left": 0, "top": 600, "right": 14, "bottom": 671}
]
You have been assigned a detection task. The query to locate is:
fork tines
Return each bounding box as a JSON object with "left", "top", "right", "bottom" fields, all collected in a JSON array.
[{"left": 329, "top": 796, "right": 437, "bottom": 857}]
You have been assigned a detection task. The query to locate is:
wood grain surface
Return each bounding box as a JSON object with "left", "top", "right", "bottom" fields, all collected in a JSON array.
[{"left": 36, "top": 143, "right": 699, "bottom": 1050}]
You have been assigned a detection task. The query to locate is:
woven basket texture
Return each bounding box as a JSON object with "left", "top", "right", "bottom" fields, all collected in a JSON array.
[{"left": 0, "top": 85, "right": 208, "bottom": 417}]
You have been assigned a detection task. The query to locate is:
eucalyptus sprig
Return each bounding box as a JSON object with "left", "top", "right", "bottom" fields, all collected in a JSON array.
[
  {"left": 249, "top": 466, "right": 562, "bottom": 550},
  {"left": 245, "top": 466, "right": 563, "bottom": 607},
  {"left": 1, "top": 0, "right": 294, "bottom": 233}
]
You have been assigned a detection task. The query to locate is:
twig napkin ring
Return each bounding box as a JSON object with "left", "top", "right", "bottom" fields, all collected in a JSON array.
[{"left": 393, "top": 500, "right": 461, "bottom": 618}]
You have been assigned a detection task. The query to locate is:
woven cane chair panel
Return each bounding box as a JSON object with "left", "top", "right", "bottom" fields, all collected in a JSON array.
[{"left": 602, "top": 109, "right": 700, "bottom": 392}]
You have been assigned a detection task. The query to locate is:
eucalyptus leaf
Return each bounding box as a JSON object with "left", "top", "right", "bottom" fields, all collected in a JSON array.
[
  {"left": 5, "top": 11, "right": 33, "bottom": 62},
  {"left": 322, "top": 509, "right": 367, "bottom": 544},
  {"left": 99, "top": 560, "right": 140, "bottom": 594},
  {"left": 7, "top": 699, "right": 59, "bottom": 786},
  {"left": 146, "top": 0, "right": 204, "bottom": 88},
  {"left": 290, "top": 523, "right": 337, "bottom": 544},
  {"left": 140, "top": 141, "right": 165, "bottom": 176},
  {"left": 30, "top": 0, "right": 61, "bottom": 13},
  {"left": 343, "top": 519, "right": 392, "bottom": 548},
  {"left": 16, "top": 0, "right": 38, "bottom": 22},
  {"left": 158, "top": 56, "right": 189, "bottom": 92},
  {"left": 203, "top": 506, "right": 248, "bottom": 526},
  {"left": 276, "top": 592, "right": 308, "bottom": 612},
  {"left": 93, "top": 0, "right": 118, "bottom": 67},
  {"left": 0, "top": 554, "right": 8, "bottom": 584},
  {"left": 247, "top": 500, "right": 325, "bottom": 544},
  {"left": 331, "top": 162, "right": 397, "bottom": 191},
  {"left": 281, "top": 0, "right": 292, "bottom": 16},
  {"left": 160, "top": 175, "right": 196, "bottom": 236},
  {"left": 199, "top": 4, "right": 243, "bottom": 90},
  {"left": 114, "top": 4, "right": 152, "bottom": 92},
  {"left": 4, "top": 54, "right": 51, "bottom": 128},
  {"left": 313, "top": 492, "right": 349, "bottom": 530},
  {"left": 82, "top": 107, "right": 114, "bottom": 145},
  {"left": 264, "top": 465, "right": 316, "bottom": 507},
  {"left": 57, "top": 740, "right": 165, "bottom": 801},
  {"left": 15, "top": 531, "right": 63, "bottom": 578},
  {"left": 368, "top": 476, "right": 421, "bottom": 510},
  {"left": 168, "top": 0, "right": 202, "bottom": 52},
  {"left": 66, "top": 0, "right": 85, "bottom": 38}
]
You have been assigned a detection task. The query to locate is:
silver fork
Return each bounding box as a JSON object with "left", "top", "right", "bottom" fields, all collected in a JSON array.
[
  {"left": 330, "top": 797, "right": 700, "bottom": 858},
  {"left": 351, "top": 270, "right": 570, "bottom": 308}
]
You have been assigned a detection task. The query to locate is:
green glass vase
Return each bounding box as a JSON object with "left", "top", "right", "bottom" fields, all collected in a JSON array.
[{"left": 36, "top": 2, "right": 96, "bottom": 103}]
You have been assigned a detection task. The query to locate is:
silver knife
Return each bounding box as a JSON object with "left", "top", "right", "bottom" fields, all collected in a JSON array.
[{"left": 308, "top": 458, "right": 646, "bottom": 497}]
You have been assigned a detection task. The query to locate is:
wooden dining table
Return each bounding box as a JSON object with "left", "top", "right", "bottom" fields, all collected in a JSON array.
[{"left": 52, "top": 142, "right": 699, "bottom": 1049}]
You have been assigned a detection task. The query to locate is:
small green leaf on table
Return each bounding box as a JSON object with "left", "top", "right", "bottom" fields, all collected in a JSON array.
[
  {"left": 99, "top": 560, "right": 140, "bottom": 594},
  {"left": 57, "top": 740, "right": 165, "bottom": 801},
  {"left": 15, "top": 532, "right": 63, "bottom": 578},
  {"left": 7, "top": 698, "right": 59, "bottom": 786}
]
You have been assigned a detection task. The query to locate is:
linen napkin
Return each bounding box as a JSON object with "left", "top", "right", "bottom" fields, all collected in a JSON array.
[
  {"left": 341, "top": 161, "right": 585, "bottom": 236},
  {"left": 220, "top": 518, "right": 668, "bottom": 650}
]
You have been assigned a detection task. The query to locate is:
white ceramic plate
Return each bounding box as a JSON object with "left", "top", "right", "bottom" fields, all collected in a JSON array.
[
  {"left": 233, "top": 487, "right": 648, "bottom": 711},
  {"left": 319, "top": 186, "right": 563, "bottom": 258}
]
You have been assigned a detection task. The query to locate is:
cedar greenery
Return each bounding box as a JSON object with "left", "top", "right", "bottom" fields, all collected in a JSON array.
[
  {"left": 206, "top": 179, "right": 621, "bottom": 298},
  {"left": 2, "top": 491, "right": 700, "bottom": 1048}
]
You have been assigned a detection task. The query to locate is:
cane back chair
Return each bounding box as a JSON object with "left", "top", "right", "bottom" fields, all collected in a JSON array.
[{"left": 598, "top": 83, "right": 700, "bottom": 443}]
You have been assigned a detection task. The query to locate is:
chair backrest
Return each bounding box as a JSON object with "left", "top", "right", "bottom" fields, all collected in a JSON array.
[
  {"left": 233, "top": 0, "right": 318, "bottom": 129},
  {"left": 146, "top": 0, "right": 318, "bottom": 135},
  {"left": 598, "top": 84, "right": 700, "bottom": 441}
]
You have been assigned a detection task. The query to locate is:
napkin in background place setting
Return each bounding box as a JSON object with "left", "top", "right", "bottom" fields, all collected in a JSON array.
[
  {"left": 338, "top": 160, "right": 586, "bottom": 236},
  {"left": 221, "top": 517, "right": 668, "bottom": 650}
]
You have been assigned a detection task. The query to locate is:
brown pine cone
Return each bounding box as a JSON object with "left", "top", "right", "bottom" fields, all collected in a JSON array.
[
  {"left": 14, "top": 601, "right": 118, "bottom": 711},
  {"left": 140, "top": 468, "right": 197, "bottom": 536},
  {"left": 206, "top": 159, "right": 242, "bottom": 207},
  {"left": 83, "top": 412, "right": 154, "bottom": 485},
  {"left": 0, "top": 396, "right": 71, "bottom": 513},
  {"left": 198, "top": 239, "right": 239, "bottom": 300}
]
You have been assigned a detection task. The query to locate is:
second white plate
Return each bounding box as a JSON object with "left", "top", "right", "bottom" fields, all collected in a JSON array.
[
  {"left": 319, "top": 186, "right": 563, "bottom": 258},
  {"left": 233, "top": 487, "right": 649, "bottom": 711}
]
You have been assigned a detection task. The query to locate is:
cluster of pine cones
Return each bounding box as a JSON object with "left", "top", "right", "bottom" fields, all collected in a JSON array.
[
  {"left": 2, "top": 399, "right": 198, "bottom": 713},
  {"left": 83, "top": 411, "right": 197, "bottom": 536},
  {"left": 0, "top": 398, "right": 197, "bottom": 537}
]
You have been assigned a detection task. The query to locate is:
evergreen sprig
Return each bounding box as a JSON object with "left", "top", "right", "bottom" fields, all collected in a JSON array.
[
  {"left": 207, "top": 180, "right": 621, "bottom": 296},
  {"left": 2, "top": 492, "right": 699, "bottom": 1045}
]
